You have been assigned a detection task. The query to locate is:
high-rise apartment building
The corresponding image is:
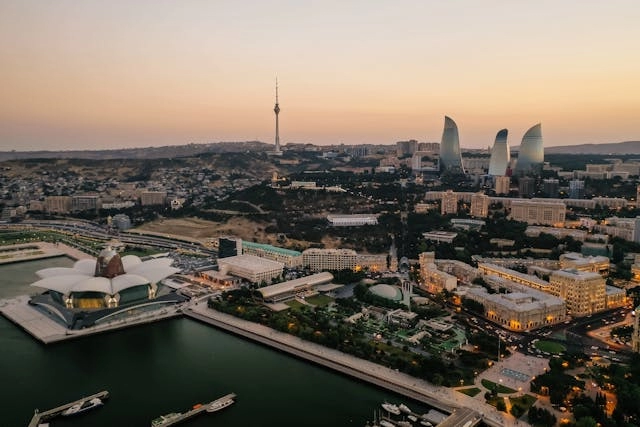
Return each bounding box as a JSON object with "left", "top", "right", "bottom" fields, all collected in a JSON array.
[
  {"left": 542, "top": 179, "right": 559, "bottom": 197},
  {"left": 518, "top": 177, "right": 536, "bottom": 198},
  {"left": 495, "top": 176, "right": 511, "bottom": 195},
  {"left": 569, "top": 180, "right": 585, "bottom": 199},
  {"left": 441, "top": 190, "right": 458, "bottom": 215},
  {"left": 470, "top": 192, "right": 490, "bottom": 218}
]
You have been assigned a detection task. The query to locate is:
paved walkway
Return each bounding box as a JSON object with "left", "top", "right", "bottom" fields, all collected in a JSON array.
[{"left": 478, "top": 352, "right": 550, "bottom": 395}]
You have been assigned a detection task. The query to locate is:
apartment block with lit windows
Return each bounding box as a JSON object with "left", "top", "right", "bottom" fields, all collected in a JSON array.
[{"left": 509, "top": 200, "right": 566, "bottom": 226}]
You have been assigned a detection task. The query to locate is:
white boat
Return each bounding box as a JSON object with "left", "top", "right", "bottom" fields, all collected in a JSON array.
[
  {"left": 206, "top": 397, "right": 234, "bottom": 413},
  {"left": 408, "top": 415, "right": 418, "bottom": 422},
  {"left": 420, "top": 421, "right": 433, "bottom": 427},
  {"left": 399, "top": 403, "right": 412, "bottom": 414},
  {"left": 380, "top": 421, "right": 396, "bottom": 427},
  {"left": 61, "top": 397, "right": 103, "bottom": 416},
  {"left": 381, "top": 402, "right": 401, "bottom": 416},
  {"left": 397, "top": 421, "right": 412, "bottom": 427}
]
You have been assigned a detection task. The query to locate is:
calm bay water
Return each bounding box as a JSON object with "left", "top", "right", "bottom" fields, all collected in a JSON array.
[{"left": 0, "top": 258, "right": 419, "bottom": 427}]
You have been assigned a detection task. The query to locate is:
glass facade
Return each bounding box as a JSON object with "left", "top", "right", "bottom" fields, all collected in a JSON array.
[
  {"left": 439, "top": 116, "right": 465, "bottom": 173},
  {"left": 488, "top": 128, "right": 510, "bottom": 176},
  {"left": 515, "top": 123, "right": 544, "bottom": 175}
]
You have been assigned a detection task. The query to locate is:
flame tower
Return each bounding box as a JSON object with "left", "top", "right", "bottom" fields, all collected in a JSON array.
[{"left": 273, "top": 78, "right": 282, "bottom": 154}]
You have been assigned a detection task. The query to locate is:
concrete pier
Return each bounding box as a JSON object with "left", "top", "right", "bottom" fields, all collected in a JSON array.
[
  {"left": 151, "top": 393, "right": 236, "bottom": 426},
  {"left": 0, "top": 295, "right": 183, "bottom": 344},
  {"left": 27, "top": 390, "right": 109, "bottom": 427}
]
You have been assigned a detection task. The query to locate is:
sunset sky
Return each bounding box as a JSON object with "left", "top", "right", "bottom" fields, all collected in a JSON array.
[{"left": 1, "top": 1, "right": 639, "bottom": 151}]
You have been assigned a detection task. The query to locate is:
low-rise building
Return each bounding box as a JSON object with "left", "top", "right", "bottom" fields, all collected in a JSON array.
[
  {"left": 355, "top": 254, "right": 388, "bottom": 272},
  {"left": 420, "top": 262, "right": 457, "bottom": 293},
  {"left": 594, "top": 216, "right": 640, "bottom": 243},
  {"left": 423, "top": 231, "right": 458, "bottom": 244},
  {"left": 450, "top": 218, "right": 485, "bottom": 231},
  {"left": 525, "top": 226, "right": 588, "bottom": 241},
  {"left": 217, "top": 254, "right": 284, "bottom": 284},
  {"left": 140, "top": 191, "right": 167, "bottom": 206},
  {"left": 605, "top": 285, "right": 627, "bottom": 310},
  {"left": 509, "top": 200, "right": 566, "bottom": 226},
  {"left": 464, "top": 280, "right": 566, "bottom": 331},
  {"left": 478, "top": 263, "right": 553, "bottom": 293},
  {"left": 327, "top": 214, "right": 378, "bottom": 226},
  {"left": 241, "top": 241, "right": 303, "bottom": 268},
  {"left": 256, "top": 272, "right": 334, "bottom": 303},
  {"left": 303, "top": 248, "right": 357, "bottom": 272},
  {"left": 549, "top": 269, "right": 606, "bottom": 317},
  {"left": 559, "top": 252, "right": 609, "bottom": 276},
  {"left": 45, "top": 196, "right": 72, "bottom": 214}
]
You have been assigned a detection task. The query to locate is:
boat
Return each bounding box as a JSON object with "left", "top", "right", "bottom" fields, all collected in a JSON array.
[
  {"left": 151, "top": 412, "right": 183, "bottom": 427},
  {"left": 420, "top": 421, "right": 433, "bottom": 427},
  {"left": 381, "top": 402, "right": 401, "bottom": 416},
  {"left": 206, "top": 396, "right": 235, "bottom": 413},
  {"left": 399, "top": 403, "right": 412, "bottom": 414},
  {"left": 408, "top": 415, "right": 418, "bottom": 422},
  {"left": 397, "top": 422, "right": 412, "bottom": 427},
  {"left": 61, "top": 397, "right": 103, "bottom": 416},
  {"left": 380, "top": 421, "right": 396, "bottom": 427}
]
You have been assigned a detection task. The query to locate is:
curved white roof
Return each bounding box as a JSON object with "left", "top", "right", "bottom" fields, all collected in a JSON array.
[
  {"left": 74, "top": 259, "right": 97, "bottom": 276},
  {"left": 370, "top": 284, "right": 403, "bottom": 301},
  {"left": 32, "top": 254, "right": 179, "bottom": 296},
  {"left": 36, "top": 267, "right": 78, "bottom": 279},
  {"left": 111, "top": 274, "right": 149, "bottom": 294},
  {"left": 121, "top": 255, "right": 143, "bottom": 271}
]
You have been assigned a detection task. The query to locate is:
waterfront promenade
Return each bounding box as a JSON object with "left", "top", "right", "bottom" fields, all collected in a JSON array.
[
  {"left": 0, "top": 242, "right": 90, "bottom": 265},
  {"left": 186, "top": 304, "right": 518, "bottom": 427}
]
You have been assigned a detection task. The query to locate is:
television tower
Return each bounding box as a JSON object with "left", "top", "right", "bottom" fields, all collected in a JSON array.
[{"left": 273, "top": 78, "right": 281, "bottom": 154}]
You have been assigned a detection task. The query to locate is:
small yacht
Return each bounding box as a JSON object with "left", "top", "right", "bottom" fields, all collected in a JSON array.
[{"left": 61, "top": 397, "right": 103, "bottom": 416}]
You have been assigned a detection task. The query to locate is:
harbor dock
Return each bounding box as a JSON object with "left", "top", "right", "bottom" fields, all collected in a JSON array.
[
  {"left": 152, "top": 393, "right": 236, "bottom": 426},
  {"left": 27, "top": 390, "right": 109, "bottom": 427}
]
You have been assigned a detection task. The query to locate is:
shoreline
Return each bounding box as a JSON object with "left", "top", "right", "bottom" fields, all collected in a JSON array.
[{"left": 185, "top": 304, "right": 510, "bottom": 427}]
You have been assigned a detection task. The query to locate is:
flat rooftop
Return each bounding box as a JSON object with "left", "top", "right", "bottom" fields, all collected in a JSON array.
[{"left": 218, "top": 254, "right": 284, "bottom": 271}]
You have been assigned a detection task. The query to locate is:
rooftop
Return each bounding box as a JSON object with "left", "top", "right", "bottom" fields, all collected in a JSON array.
[
  {"left": 218, "top": 254, "right": 284, "bottom": 271},
  {"left": 242, "top": 241, "right": 302, "bottom": 257}
]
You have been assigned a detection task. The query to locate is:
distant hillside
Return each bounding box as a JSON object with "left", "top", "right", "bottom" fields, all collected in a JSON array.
[
  {"left": 544, "top": 141, "right": 640, "bottom": 155},
  {"left": 0, "top": 141, "right": 272, "bottom": 161}
]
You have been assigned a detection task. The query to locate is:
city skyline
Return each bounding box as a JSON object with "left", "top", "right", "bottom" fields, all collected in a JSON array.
[{"left": 1, "top": 1, "right": 639, "bottom": 151}]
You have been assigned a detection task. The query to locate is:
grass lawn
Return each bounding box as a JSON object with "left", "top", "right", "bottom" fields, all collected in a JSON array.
[
  {"left": 458, "top": 387, "right": 481, "bottom": 397},
  {"left": 305, "top": 294, "right": 334, "bottom": 307},
  {"left": 482, "top": 378, "right": 517, "bottom": 394},
  {"left": 285, "top": 300, "right": 305, "bottom": 309},
  {"left": 534, "top": 340, "right": 566, "bottom": 354}
]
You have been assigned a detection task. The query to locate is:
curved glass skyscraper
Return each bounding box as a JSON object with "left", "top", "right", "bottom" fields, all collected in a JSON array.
[
  {"left": 515, "top": 123, "right": 544, "bottom": 175},
  {"left": 488, "top": 128, "right": 510, "bottom": 176},
  {"left": 439, "top": 116, "right": 465, "bottom": 174}
]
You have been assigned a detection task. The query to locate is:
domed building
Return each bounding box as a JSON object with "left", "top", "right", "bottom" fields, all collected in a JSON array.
[
  {"left": 369, "top": 284, "right": 404, "bottom": 301},
  {"left": 29, "top": 247, "right": 185, "bottom": 329}
]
